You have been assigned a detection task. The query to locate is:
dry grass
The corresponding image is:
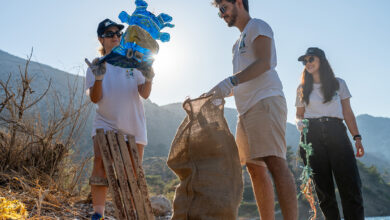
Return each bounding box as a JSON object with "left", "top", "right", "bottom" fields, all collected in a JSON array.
[
  {"left": 0, "top": 173, "right": 90, "bottom": 219},
  {"left": 0, "top": 50, "right": 94, "bottom": 219}
]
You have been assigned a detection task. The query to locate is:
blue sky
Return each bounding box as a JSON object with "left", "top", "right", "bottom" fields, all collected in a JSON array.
[{"left": 1, "top": 0, "right": 389, "bottom": 123}]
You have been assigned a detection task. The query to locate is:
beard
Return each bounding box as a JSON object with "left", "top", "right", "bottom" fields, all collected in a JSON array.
[{"left": 227, "top": 6, "right": 238, "bottom": 27}]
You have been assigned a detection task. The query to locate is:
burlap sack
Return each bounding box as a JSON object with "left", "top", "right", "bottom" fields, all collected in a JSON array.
[{"left": 167, "top": 96, "right": 243, "bottom": 220}]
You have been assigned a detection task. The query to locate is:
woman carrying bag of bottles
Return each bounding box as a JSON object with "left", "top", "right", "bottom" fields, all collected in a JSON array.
[{"left": 295, "top": 47, "right": 364, "bottom": 220}]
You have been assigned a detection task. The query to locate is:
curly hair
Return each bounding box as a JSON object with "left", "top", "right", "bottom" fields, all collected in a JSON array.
[{"left": 212, "top": 0, "right": 249, "bottom": 12}]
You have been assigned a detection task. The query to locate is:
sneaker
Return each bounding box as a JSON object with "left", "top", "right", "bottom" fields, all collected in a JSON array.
[{"left": 91, "top": 212, "right": 104, "bottom": 220}]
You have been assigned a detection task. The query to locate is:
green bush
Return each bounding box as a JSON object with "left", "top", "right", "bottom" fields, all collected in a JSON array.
[
  {"left": 238, "top": 202, "right": 259, "bottom": 217},
  {"left": 243, "top": 185, "right": 255, "bottom": 202},
  {"left": 146, "top": 175, "right": 166, "bottom": 195}
]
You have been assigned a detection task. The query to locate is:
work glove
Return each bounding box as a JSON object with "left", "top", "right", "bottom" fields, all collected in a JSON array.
[
  {"left": 206, "top": 76, "right": 235, "bottom": 99},
  {"left": 138, "top": 61, "right": 155, "bottom": 82},
  {"left": 85, "top": 58, "right": 106, "bottom": 81}
]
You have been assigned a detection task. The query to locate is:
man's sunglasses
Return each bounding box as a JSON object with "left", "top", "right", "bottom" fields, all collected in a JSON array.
[
  {"left": 218, "top": 5, "right": 227, "bottom": 18},
  {"left": 101, "top": 31, "right": 123, "bottom": 38},
  {"left": 302, "top": 56, "right": 315, "bottom": 65}
]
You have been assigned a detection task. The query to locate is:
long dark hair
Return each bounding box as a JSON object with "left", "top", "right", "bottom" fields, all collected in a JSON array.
[{"left": 299, "top": 56, "right": 339, "bottom": 105}]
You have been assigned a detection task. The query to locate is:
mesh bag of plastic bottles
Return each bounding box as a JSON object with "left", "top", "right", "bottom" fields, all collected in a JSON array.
[
  {"left": 99, "top": 0, "right": 174, "bottom": 69},
  {"left": 167, "top": 96, "right": 243, "bottom": 220}
]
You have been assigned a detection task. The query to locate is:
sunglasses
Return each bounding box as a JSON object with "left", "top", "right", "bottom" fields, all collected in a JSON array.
[
  {"left": 218, "top": 5, "right": 227, "bottom": 18},
  {"left": 101, "top": 31, "right": 123, "bottom": 38},
  {"left": 302, "top": 56, "right": 315, "bottom": 65}
]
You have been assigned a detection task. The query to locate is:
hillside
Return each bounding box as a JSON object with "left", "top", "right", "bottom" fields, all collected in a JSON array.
[
  {"left": 1, "top": 48, "right": 389, "bottom": 172},
  {"left": 158, "top": 103, "right": 390, "bottom": 174},
  {"left": 160, "top": 102, "right": 301, "bottom": 150},
  {"left": 2, "top": 49, "right": 389, "bottom": 170},
  {"left": 356, "top": 115, "right": 390, "bottom": 159},
  {"left": 1, "top": 49, "right": 390, "bottom": 218}
]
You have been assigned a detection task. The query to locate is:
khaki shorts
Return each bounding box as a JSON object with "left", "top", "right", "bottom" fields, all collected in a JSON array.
[{"left": 235, "top": 96, "right": 287, "bottom": 167}]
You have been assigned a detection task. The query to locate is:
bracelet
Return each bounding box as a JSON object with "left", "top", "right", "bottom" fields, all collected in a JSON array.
[{"left": 353, "top": 134, "right": 362, "bottom": 141}]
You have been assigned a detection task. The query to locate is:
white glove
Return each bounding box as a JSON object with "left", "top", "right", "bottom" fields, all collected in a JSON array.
[
  {"left": 138, "top": 62, "right": 155, "bottom": 82},
  {"left": 295, "top": 118, "right": 305, "bottom": 132},
  {"left": 207, "top": 77, "right": 235, "bottom": 99},
  {"left": 85, "top": 58, "right": 106, "bottom": 81}
]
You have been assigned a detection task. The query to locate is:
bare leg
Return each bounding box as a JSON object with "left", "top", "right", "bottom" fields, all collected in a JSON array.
[
  {"left": 136, "top": 144, "right": 144, "bottom": 164},
  {"left": 264, "top": 156, "right": 298, "bottom": 220},
  {"left": 246, "top": 163, "right": 275, "bottom": 220},
  {"left": 91, "top": 138, "right": 108, "bottom": 214}
]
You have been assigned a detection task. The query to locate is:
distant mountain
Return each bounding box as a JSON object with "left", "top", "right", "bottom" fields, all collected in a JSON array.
[
  {"left": 157, "top": 103, "right": 390, "bottom": 176},
  {"left": 143, "top": 100, "right": 184, "bottom": 157},
  {"left": 1, "top": 49, "right": 389, "bottom": 170},
  {"left": 2, "top": 49, "right": 390, "bottom": 218},
  {"left": 356, "top": 114, "right": 390, "bottom": 158},
  {"left": 160, "top": 103, "right": 300, "bottom": 149},
  {"left": 0, "top": 50, "right": 83, "bottom": 96},
  {"left": 0, "top": 50, "right": 96, "bottom": 156}
]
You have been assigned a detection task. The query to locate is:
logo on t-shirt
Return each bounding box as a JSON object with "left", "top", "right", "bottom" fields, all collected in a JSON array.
[
  {"left": 332, "top": 91, "right": 340, "bottom": 101},
  {"left": 239, "top": 33, "right": 247, "bottom": 53},
  {"left": 126, "top": 69, "right": 135, "bottom": 79}
]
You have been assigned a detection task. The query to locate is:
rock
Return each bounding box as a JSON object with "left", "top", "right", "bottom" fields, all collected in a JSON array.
[{"left": 150, "top": 195, "right": 172, "bottom": 217}]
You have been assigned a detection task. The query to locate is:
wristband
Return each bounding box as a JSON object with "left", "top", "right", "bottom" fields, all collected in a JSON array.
[
  {"left": 353, "top": 134, "right": 362, "bottom": 141},
  {"left": 229, "top": 76, "right": 239, "bottom": 86}
]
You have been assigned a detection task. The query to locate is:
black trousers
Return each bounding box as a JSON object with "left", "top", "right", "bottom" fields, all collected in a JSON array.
[{"left": 299, "top": 118, "right": 364, "bottom": 220}]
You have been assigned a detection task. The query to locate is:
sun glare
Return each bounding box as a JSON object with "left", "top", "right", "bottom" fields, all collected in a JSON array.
[{"left": 153, "top": 46, "right": 176, "bottom": 72}]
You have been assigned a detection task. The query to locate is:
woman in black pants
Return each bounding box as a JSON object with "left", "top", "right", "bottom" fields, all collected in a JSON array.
[{"left": 295, "top": 47, "right": 365, "bottom": 220}]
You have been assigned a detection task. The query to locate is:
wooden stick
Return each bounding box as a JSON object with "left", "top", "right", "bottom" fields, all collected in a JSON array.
[
  {"left": 117, "top": 133, "right": 149, "bottom": 219},
  {"left": 96, "top": 129, "right": 127, "bottom": 220},
  {"left": 106, "top": 131, "right": 136, "bottom": 220},
  {"left": 127, "top": 135, "right": 155, "bottom": 220}
]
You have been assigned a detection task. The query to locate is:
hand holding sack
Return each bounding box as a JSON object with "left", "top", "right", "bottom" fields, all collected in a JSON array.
[
  {"left": 85, "top": 58, "right": 106, "bottom": 81},
  {"left": 206, "top": 76, "right": 237, "bottom": 100},
  {"left": 295, "top": 118, "right": 306, "bottom": 132}
]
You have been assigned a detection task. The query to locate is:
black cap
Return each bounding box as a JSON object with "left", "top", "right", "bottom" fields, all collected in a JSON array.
[
  {"left": 97, "top": 18, "right": 124, "bottom": 37},
  {"left": 298, "top": 47, "right": 326, "bottom": 61}
]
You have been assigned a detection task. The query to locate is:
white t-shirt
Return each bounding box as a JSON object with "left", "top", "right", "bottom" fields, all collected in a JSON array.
[
  {"left": 86, "top": 63, "right": 147, "bottom": 145},
  {"left": 232, "top": 18, "right": 284, "bottom": 115},
  {"left": 295, "top": 77, "right": 352, "bottom": 119}
]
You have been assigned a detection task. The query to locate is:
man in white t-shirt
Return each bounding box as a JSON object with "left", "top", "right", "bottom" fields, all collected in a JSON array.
[{"left": 208, "top": 0, "right": 298, "bottom": 219}]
